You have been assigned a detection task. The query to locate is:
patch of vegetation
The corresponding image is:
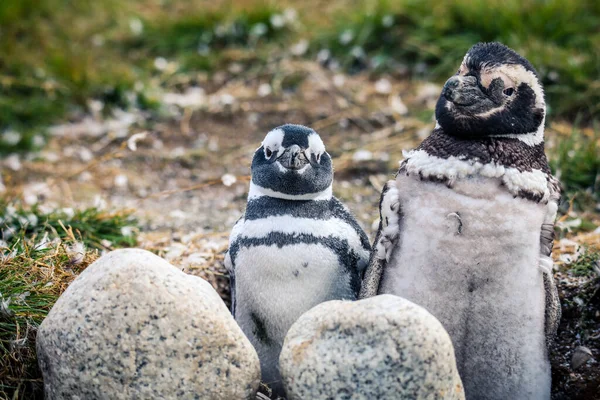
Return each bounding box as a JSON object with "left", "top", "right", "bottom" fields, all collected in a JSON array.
[
  {"left": 126, "top": 6, "right": 293, "bottom": 65},
  {"left": 0, "top": 204, "right": 139, "bottom": 400},
  {"left": 0, "top": 0, "right": 296, "bottom": 153},
  {"left": 1, "top": 205, "right": 138, "bottom": 250},
  {"left": 549, "top": 127, "right": 600, "bottom": 203},
  {"left": 569, "top": 249, "right": 600, "bottom": 277},
  {"left": 315, "top": 0, "right": 600, "bottom": 121},
  {"left": 0, "top": 0, "right": 138, "bottom": 153},
  {"left": 0, "top": 244, "right": 97, "bottom": 400}
]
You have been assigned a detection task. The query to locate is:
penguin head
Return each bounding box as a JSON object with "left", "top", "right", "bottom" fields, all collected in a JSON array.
[
  {"left": 435, "top": 42, "right": 545, "bottom": 143},
  {"left": 250, "top": 124, "right": 333, "bottom": 200}
]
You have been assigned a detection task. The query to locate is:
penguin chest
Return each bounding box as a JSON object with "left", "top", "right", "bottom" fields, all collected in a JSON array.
[
  {"left": 235, "top": 241, "right": 350, "bottom": 297},
  {"left": 383, "top": 173, "right": 547, "bottom": 285},
  {"left": 380, "top": 174, "right": 548, "bottom": 349},
  {"left": 233, "top": 216, "right": 356, "bottom": 341}
]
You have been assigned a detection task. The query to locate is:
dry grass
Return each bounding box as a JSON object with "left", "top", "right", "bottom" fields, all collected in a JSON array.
[{"left": 0, "top": 206, "right": 138, "bottom": 400}]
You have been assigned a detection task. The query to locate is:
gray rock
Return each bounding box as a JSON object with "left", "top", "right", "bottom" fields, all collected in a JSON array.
[
  {"left": 571, "top": 346, "right": 594, "bottom": 370},
  {"left": 279, "top": 294, "right": 465, "bottom": 400},
  {"left": 37, "top": 248, "right": 260, "bottom": 400}
]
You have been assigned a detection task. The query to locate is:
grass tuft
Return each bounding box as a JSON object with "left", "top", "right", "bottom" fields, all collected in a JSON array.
[
  {"left": 569, "top": 249, "right": 600, "bottom": 277},
  {"left": 0, "top": 243, "right": 98, "bottom": 400},
  {"left": 0, "top": 203, "right": 139, "bottom": 400},
  {"left": 124, "top": 6, "right": 294, "bottom": 72},
  {"left": 549, "top": 127, "right": 600, "bottom": 203},
  {"left": 1, "top": 205, "right": 138, "bottom": 250}
]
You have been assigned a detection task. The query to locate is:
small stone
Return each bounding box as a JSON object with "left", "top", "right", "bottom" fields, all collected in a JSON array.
[
  {"left": 339, "top": 29, "right": 354, "bottom": 45},
  {"left": 114, "top": 174, "right": 128, "bottom": 188},
  {"left": 5, "top": 154, "right": 21, "bottom": 171},
  {"left": 390, "top": 94, "right": 409, "bottom": 115},
  {"left": 375, "top": 78, "right": 392, "bottom": 94},
  {"left": 37, "top": 249, "right": 260, "bottom": 399},
  {"left": 270, "top": 14, "right": 286, "bottom": 29},
  {"left": 221, "top": 173, "right": 237, "bottom": 187},
  {"left": 154, "top": 57, "right": 168, "bottom": 71},
  {"left": 316, "top": 49, "right": 331, "bottom": 64},
  {"left": 257, "top": 83, "right": 272, "bottom": 97},
  {"left": 352, "top": 149, "right": 373, "bottom": 162},
  {"left": 571, "top": 346, "right": 594, "bottom": 370},
  {"left": 129, "top": 18, "right": 143, "bottom": 35},
  {"left": 290, "top": 39, "right": 309, "bottom": 56},
  {"left": 280, "top": 295, "right": 465, "bottom": 400},
  {"left": 332, "top": 74, "right": 345, "bottom": 88}
]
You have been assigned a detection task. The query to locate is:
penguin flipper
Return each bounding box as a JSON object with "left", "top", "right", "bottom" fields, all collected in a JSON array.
[
  {"left": 359, "top": 180, "right": 402, "bottom": 299},
  {"left": 540, "top": 182, "right": 561, "bottom": 347},
  {"left": 542, "top": 260, "right": 560, "bottom": 345},
  {"left": 329, "top": 198, "right": 372, "bottom": 276},
  {"left": 225, "top": 216, "right": 245, "bottom": 317},
  {"left": 224, "top": 251, "right": 237, "bottom": 316}
]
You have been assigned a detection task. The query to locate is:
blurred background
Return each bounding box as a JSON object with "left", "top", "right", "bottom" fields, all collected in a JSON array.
[{"left": 0, "top": 1, "right": 599, "bottom": 399}]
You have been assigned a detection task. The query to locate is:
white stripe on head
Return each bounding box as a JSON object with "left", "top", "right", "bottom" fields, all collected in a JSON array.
[
  {"left": 502, "top": 64, "right": 545, "bottom": 110},
  {"left": 262, "top": 128, "right": 285, "bottom": 158},
  {"left": 489, "top": 64, "right": 546, "bottom": 145},
  {"left": 307, "top": 132, "right": 326, "bottom": 162},
  {"left": 248, "top": 182, "right": 333, "bottom": 201}
]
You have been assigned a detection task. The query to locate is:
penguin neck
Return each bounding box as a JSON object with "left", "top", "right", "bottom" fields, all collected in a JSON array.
[
  {"left": 400, "top": 126, "right": 554, "bottom": 202},
  {"left": 411, "top": 126, "right": 551, "bottom": 174},
  {"left": 248, "top": 182, "right": 333, "bottom": 201}
]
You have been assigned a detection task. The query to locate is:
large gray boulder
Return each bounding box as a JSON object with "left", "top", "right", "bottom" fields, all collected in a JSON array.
[
  {"left": 37, "top": 248, "right": 260, "bottom": 400},
  {"left": 279, "top": 294, "right": 465, "bottom": 400}
]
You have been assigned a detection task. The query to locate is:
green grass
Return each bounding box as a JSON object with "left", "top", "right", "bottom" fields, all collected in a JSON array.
[
  {"left": 2, "top": 0, "right": 600, "bottom": 153},
  {"left": 549, "top": 126, "right": 600, "bottom": 204},
  {"left": 0, "top": 203, "right": 139, "bottom": 400},
  {"left": 0, "top": 0, "right": 292, "bottom": 153},
  {"left": 569, "top": 249, "right": 600, "bottom": 277},
  {"left": 1, "top": 205, "right": 138, "bottom": 250},
  {"left": 315, "top": 0, "right": 600, "bottom": 121}
]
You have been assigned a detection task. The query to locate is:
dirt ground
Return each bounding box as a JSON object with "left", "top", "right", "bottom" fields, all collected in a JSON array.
[{"left": 4, "top": 59, "right": 599, "bottom": 398}]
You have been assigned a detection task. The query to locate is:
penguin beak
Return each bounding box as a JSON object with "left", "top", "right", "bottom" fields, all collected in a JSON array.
[
  {"left": 442, "top": 75, "right": 483, "bottom": 106},
  {"left": 278, "top": 145, "right": 309, "bottom": 170}
]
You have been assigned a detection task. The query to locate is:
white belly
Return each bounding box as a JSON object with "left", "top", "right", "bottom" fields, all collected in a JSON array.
[
  {"left": 381, "top": 174, "right": 550, "bottom": 399},
  {"left": 235, "top": 243, "right": 352, "bottom": 344}
]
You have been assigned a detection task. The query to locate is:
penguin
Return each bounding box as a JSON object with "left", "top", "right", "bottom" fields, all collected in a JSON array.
[
  {"left": 360, "top": 42, "right": 561, "bottom": 400},
  {"left": 225, "top": 124, "right": 371, "bottom": 396}
]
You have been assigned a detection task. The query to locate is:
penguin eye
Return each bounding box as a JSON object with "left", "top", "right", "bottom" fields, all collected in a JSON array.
[
  {"left": 265, "top": 148, "right": 273, "bottom": 158},
  {"left": 503, "top": 87, "right": 515, "bottom": 96}
]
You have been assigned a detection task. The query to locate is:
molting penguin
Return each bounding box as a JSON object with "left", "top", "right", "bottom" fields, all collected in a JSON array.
[
  {"left": 226, "top": 124, "right": 371, "bottom": 396},
  {"left": 360, "top": 42, "right": 561, "bottom": 400}
]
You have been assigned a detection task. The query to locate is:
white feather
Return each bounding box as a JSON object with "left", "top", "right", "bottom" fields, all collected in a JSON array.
[
  {"left": 375, "top": 181, "right": 401, "bottom": 262},
  {"left": 248, "top": 182, "right": 333, "bottom": 201},
  {"left": 381, "top": 174, "right": 551, "bottom": 399},
  {"left": 402, "top": 149, "right": 549, "bottom": 201},
  {"left": 262, "top": 128, "right": 285, "bottom": 157},
  {"left": 307, "top": 132, "right": 326, "bottom": 161}
]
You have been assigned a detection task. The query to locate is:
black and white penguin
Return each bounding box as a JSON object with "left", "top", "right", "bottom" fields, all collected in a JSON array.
[
  {"left": 360, "top": 42, "right": 561, "bottom": 400},
  {"left": 226, "top": 124, "right": 371, "bottom": 395}
]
